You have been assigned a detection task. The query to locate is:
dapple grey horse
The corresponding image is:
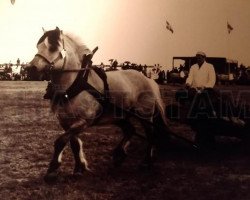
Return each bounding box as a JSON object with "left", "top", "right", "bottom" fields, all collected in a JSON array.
[{"left": 29, "top": 27, "right": 171, "bottom": 182}]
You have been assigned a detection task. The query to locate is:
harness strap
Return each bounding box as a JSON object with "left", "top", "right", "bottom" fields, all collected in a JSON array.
[{"left": 52, "top": 52, "right": 110, "bottom": 106}]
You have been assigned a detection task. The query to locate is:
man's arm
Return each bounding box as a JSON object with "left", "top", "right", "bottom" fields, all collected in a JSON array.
[
  {"left": 185, "top": 66, "right": 194, "bottom": 87},
  {"left": 205, "top": 64, "right": 216, "bottom": 88}
]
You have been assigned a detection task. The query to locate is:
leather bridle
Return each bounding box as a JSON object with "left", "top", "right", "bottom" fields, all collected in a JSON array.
[{"left": 35, "top": 35, "right": 67, "bottom": 71}]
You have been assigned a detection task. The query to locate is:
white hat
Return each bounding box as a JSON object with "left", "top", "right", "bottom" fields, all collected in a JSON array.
[{"left": 196, "top": 51, "right": 206, "bottom": 57}]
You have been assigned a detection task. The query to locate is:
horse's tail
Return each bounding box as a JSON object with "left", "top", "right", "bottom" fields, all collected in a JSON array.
[
  {"left": 155, "top": 97, "right": 169, "bottom": 126},
  {"left": 154, "top": 97, "right": 173, "bottom": 134},
  {"left": 146, "top": 79, "right": 174, "bottom": 139},
  {"left": 148, "top": 78, "right": 171, "bottom": 129},
  {"left": 154, "top": 91, "right": 198, "bottom": 149},
  {"left": 152, "top": 98, "right": 174, "bottom": 149},
  {"left": 147, "top": 79, "right": 197, "bottom": 148}
]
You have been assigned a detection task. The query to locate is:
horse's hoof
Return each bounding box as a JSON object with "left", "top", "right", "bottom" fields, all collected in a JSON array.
[
  {"left": 72, "top": 172, "right": 84, "bottom": 180},
  {"left": 138, "top": 161, "right": 153, "bottom": 171},
  {"left": 73, "top": 163, "right": 91, "bottom": 174},
  {"left": 112, "top": 148, "right": 127, "bottom": 167},
  {"left": 44, "top": 172, "right": 59, "bottom": 184}
]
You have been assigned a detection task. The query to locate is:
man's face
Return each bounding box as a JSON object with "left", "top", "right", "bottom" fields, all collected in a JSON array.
[{"left": 196, "top": 54, "right": 205, "bottom": 66}]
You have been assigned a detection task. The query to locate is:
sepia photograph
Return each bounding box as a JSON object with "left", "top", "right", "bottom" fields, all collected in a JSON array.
[{"left": 0, "top": 0, "right": 250, "bottom": 199}]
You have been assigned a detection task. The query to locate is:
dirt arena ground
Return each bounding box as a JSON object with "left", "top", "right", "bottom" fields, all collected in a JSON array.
[{"left": 1, "top": 81, "right": 250, "bottom": 200}]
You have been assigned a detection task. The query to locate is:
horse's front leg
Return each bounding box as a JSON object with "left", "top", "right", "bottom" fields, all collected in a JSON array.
[
  {"left": 44, "top": 120, "right": 87, "bottom": 182},
  {"left": 44, "top": 132, "right": 71, "bottom": 182},
  {"left": 70, "top": 136, "right": 90, "bottom": 176}
]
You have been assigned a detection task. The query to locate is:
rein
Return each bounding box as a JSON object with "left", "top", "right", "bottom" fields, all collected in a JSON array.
[
  {"left": 46, "top": 46, "right": 110, "bottom": 106},
  {"left": 42, "top": 46, "right": 98, "bottom": 73},
  {"left": 50, "top": 68, "right": 92, "bottom": 73}
]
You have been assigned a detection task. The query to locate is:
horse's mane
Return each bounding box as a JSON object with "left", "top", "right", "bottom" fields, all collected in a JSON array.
[
  {"left": 37, "top": 28, "right": 91, "bottom": 56},
  {"left": 63, "top": 31, "right": 86, "bottom": 47},
  {"left": 63, "top": 31, "right": 92, "bottom": 56}
]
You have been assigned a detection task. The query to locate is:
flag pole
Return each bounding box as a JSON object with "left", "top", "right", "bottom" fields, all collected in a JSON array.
[
  {"left": 226, "top": 21, "right": 233, "bottom": 75},
  {"left": 165, "top": 20, "right": 174, "bottom": 70}
]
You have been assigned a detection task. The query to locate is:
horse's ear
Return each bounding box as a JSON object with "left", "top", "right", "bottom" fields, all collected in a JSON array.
[
  {"left": 55, "top": 27, "right": 63, "bottom": 36},
  {"left": 44, "top": 37, "right": 50, "bottom": 49},
  {"left": 56, "top": 27, "right": 60, "bottom": 32},
  {"left": 42, "top": 27, "right": 46, "bottom": 33}
]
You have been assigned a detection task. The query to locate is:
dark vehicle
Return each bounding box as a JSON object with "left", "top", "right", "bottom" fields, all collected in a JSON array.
[
  {"left": 236, "top": 66, "right": 250, "bottom": 85},
  {"left": 0, "top": 65, "right": 12, "bottom": 80},
  {"left": 171, "top": 56, "right": 238, "bottom": 84}
]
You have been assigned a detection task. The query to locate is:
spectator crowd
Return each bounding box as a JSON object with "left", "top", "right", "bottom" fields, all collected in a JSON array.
[{"left": 0, "top": 58, "right": 250, "bottom": 85}]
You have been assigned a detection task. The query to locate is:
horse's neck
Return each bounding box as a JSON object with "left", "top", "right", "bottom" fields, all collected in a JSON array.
[
  {"left": 51, "top": 57, "right": 80, "bottom": 91},
  {"left": 51, "top": 66, "right": 104, "bottom": 94},
  {"left": 51, "top": 35, "right": 94, "bottom": 91},
  {"left": 87, "top": 69, "right": 104, "bottom": 94},
  {"left": 51, "top": 73, "right": 77, "bottom": 90}
]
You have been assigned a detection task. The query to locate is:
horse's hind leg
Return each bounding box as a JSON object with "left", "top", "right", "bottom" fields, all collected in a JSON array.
[
  {"left": 113, "top": 119, "right": 135, "bottom": 167},
  {"left": 140, "top": 120, "right": 156, "bottom": 169},
  {"left": 44, "top": 132, "right": 71, "bottom": 182},
  {"left": 70, "top": 136, "right": 90, "bottom": 175}
]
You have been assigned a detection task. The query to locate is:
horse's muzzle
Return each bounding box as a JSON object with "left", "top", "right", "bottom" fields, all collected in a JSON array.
[{"left": 26, "top": 60, "right": 50, "bottom": 81}]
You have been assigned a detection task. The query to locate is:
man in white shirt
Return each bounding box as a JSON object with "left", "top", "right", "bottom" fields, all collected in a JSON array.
[
  {"left": 185, "top": 51, "right": 218, "bottom": 118},
  {"left": 176, "top": 51, "right": 216, "bottom": 104},
  {"left": 176, "top": 51, "right": 245, "bottom": 126},
  {"left": 186, "top": 51, "right": 216, "bottom": 90}
]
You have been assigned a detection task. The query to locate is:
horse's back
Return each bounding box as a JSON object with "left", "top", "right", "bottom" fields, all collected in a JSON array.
[
  {"left": 106, "top": 70, "right": 163, "bottom": 114},
  {"left": 107, "top": 70, "right": 154, "bottom": 91}
]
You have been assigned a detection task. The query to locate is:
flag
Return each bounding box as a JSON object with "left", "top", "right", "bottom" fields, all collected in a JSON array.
[
  {"left": 166, "top": 20, "right": 174, "bottom": 33},
  {"left": 227, "top": 22, "right": 233, "bottom": 34}
]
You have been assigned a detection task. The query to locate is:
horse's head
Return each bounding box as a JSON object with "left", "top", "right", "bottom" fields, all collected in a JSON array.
[{"left": 30, "top": 27, "right": 67, "bottom": 72}]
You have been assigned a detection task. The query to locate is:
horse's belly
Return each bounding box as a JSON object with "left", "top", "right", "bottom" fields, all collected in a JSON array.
[
  {"left": 53, "top": 92, "right": 102, "bottom": 123},
  {"left": 93, "top": 112, "right": 120, "bottom": 126}
]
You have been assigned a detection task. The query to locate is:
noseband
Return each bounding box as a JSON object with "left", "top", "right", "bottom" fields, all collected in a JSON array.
[{"left": 35, "top": 50, "right": 67, "bottom": 71}]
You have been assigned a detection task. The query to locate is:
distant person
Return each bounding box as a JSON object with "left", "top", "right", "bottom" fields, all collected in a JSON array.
[
  {"left": 111, "top": 60, "right": 118, "bottom": 71},
  {"left": 158, "top": 69, "right": 165, "bottom": 84},
  {"left": 17, "top": 58, "right": 20, "bottom": 65},
  {"left": 137, "top": 64, "right": 143, "bottom": 72},
  {"left": 142, "top": 65, "right": 148, "bottom": 76},
  {"left": 150, "top": 65, "right": 161, "bottom": 83},
  {"left": 4, "top": 64, "right": 12, "bottom": 73},
  {"left": 172, "top": 67, "right": 178, "bottom": 73},
  {"left": 166, "top": 70, "right": 170, "bottom": 83},
  {"left": 99, "top": 62, "right": 105, "bottom": 70},
  {"left": 4, "top": 64, "right": 12, "bottom": 80}
]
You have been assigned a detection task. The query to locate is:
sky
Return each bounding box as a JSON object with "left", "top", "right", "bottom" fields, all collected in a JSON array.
[{"left": 0, "top": 0, "right": 250, "bottom": 69}]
